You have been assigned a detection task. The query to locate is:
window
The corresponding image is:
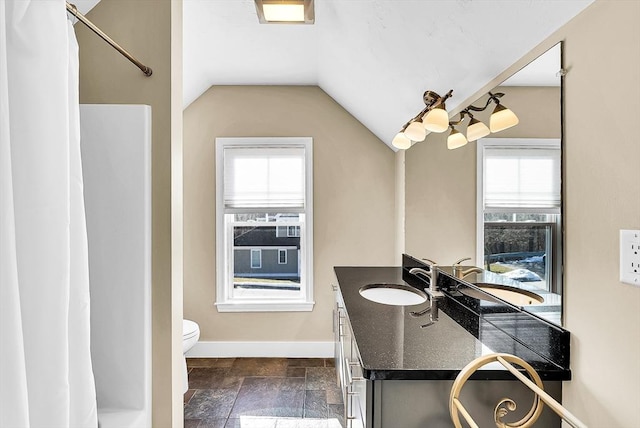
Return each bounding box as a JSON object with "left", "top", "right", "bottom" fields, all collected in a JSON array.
[
  {"left": 477, "top": 139, "right": 561, "bottom": 293},
  {"left": 250, "top": 249, "right": 262, "bottom": 268},
  {"left": 216, "top": 137, "right": 314, "bottom": 312},
  {"left": 278, "top": 249, "right": 287, "bottom": 265},
  {"left": 287, "top": 226, "right": 300, "bottom": 237}
]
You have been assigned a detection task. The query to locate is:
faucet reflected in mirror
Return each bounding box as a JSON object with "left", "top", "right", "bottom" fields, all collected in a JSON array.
[
  {"left": 404, "top": 42, "right": 564, "bottom": 327},
  {"left": 452, "top": 257, "right": 484, "bottom": 280}
]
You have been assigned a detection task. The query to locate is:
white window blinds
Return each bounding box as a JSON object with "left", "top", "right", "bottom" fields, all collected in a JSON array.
[
  {"left": 223, "top": 146, "right": 306, "bottom": 210},
  {"left": 483, "top": 146, "right": 561, "bottom": 212}
]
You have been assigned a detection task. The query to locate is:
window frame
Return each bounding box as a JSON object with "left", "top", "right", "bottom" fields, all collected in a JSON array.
[
  {"left": 215, "top": 137, "right": 314, "bottom": 312},
  {"left": 278, "top": 249, "right": 288, "bottom": 265},
  {"left": 250, "top": 248, "right": 262, "bottom": 269},
  {"left": 477, "top": 138, "right": 562, "bottom": 294}
]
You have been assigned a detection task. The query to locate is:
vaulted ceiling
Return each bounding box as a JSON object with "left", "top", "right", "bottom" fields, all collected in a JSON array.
[{"left": 75, "top": 0, "right": 594, "bottom": 149}]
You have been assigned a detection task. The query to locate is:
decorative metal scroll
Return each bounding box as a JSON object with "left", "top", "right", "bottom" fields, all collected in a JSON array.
[{"left": 449, "top": 353, "right": 587, "bottom": 428}]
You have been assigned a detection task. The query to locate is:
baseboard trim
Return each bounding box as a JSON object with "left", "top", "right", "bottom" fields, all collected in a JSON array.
[{"left": 186, "top": 341, "right": 334, "bottom": 358}]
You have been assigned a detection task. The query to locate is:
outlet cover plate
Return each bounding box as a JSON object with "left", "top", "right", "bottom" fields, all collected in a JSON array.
[{"left": 620, "top": 229, "right": 640, "bottom": 286}]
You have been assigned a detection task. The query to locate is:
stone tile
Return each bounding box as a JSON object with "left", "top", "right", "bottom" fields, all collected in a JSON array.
[
  {"left": 188, "top": 367, "right": 242, "bottom": 390},
  {"left": 185, "top": 419, "right": 201, "bottom": 428},
  {"left": 287, "top": 358, "right": 326, "bottom": 368},
  {"left": 185, "top": 363, "right": 340, "bottom": 427},
  {"left": 230, "top": 377, "right": 305, "bottom": 418},
  {"left": 303, "top": 390, "right": 327, "bottom": 419},
  {"left": 325, "top": 387, "right": 342, "bottom": 405},
  {"left": 224, "top": 417, "right": 277, "bottom": 428},
  {"left": 196, "top": 418, "right": 227, "bottom": 428},
  {"left": 286, "top": 367, "right": 306, "bottom": 378},
  {"left": 231, "top": 358, "right": 289, "bottom": 377},
  {"left": 184, "top": 388, "right": 238, "bottom": 420},
  {"left": 184, "top": 389, "right": 197, "bottom": 405},
  {"left": 305, "top": 368, "right": 337, "bottom": 391},
  {"left": 327, "top": 405, "right": 344, "bottom": 428}
]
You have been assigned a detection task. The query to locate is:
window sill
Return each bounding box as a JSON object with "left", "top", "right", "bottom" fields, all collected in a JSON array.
[{"left": 215, "top": 300, "right": 315, "bottom": 312}]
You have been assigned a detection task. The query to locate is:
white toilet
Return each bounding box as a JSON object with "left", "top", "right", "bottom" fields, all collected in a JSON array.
[{"left": 182, "top": 319, "right": 200, "bottom": 392}]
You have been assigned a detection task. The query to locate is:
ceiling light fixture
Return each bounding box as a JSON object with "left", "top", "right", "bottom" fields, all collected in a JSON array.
[
  {"left": 254, "top": 0, "right": 315, "bottom": 24},
  {"left": 392, "top": 90, "right": 518, "bottom": 150}
]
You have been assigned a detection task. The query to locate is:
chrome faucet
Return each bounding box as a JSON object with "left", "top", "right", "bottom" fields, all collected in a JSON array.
[
  {"left": 452, "top": 257, "right": 483, "bottom": 279},
  {"left": 409, "top": 262, "right": 444, "bottom": 328},
  {"left": 408, "top": 267, "right": 443, "bottom": 298}
]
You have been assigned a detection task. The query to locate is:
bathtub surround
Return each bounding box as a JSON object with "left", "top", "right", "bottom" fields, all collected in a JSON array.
[
  {"left": 75, "top": 0, "right": 185, "bottom": 424},
  {"left": 80, "top": 104, "right": 152, "bottom": 427},
  {"left": 0, "top": 2, "right": 97, "bottom": 426}
]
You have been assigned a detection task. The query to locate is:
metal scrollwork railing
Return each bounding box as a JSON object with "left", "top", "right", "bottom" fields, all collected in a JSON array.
[{"left": 449, "top": 353, "right": 587, "bottom": 428}]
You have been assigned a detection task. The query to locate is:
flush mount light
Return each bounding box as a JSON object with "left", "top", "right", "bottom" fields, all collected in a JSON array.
[
  {"left": 254, "top": 0, "right": 315, "bottom": 24},
  {"left": 393, "top": 90, "right": 518, "bottom": 150}
]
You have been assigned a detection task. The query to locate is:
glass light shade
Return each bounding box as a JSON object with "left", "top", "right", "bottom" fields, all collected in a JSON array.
[
  {"left": 422, "top": 106, "right": 449, "bottom": 133},
  {"left": 490, "top": 104, "right": 519, "bottom": 132},
  {"left": 263, "top": 4, "right": 305, "bottom": 21},
  {"left": 404, "top": 121, "right": 427, "bottom": 142},
  {"left": 392, "top": 132, "right": 412, "bottom": 150},
  {"left": 447, "top": 128, "right": 468, "bottom": 150},
  {"left": 466, "top": 117, "right": 491, "bottom": 141}
]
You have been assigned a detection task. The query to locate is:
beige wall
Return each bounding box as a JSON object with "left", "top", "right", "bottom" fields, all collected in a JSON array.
[
  {"left": 75, "top": 0, "right": 184, "bottom": 426},
  {"left": 560, "top": 1, "right": 640, "bottom": 425},
  {"left": 404, "top": 86, "right": 560, "bottom": 265},
  {"left": 405, "top": 1, "right": 640, "bottom": 425},
  {"left": 183, "top": 86, "right": 397, "bottom": 342}
]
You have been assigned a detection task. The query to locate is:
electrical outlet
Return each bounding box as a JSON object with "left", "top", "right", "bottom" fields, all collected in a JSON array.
[{"left": 620, "top": 229, "right": 640, "bottom": 286}]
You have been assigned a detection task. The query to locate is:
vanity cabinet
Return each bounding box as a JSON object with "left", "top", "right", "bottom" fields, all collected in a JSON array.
[
  {"left": 332, "top": 266, "right": 569, "bottom": 428},
  {"left": 333, "top": 285, "right": 368, "bottom": 428}
]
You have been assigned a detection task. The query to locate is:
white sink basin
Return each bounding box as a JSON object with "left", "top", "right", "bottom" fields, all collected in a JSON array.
[
  {"left": 461, "top": 283, "right": 544, "bottom": 306},
  {"left": 359, "top": 283, "right": 428, "bottom": 306}
]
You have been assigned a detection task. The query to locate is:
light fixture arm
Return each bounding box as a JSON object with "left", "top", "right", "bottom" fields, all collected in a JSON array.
[
  {"left": 448, "top": 110, "right": 471, "bottom": 127},
  {"left": 399, "top": 89, "right": 454, "bottom": 131},
  {"left": 465, "top": 92, "right": 505, "bottom": 112}
]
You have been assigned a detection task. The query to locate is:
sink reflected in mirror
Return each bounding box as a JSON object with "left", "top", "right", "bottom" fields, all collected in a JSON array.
[
  {"left": 459, "top": 283, "right": 544, "bottom": 306},
  {"left": 404, "top": 42, "right": 565, "bottom": 326},
  {"left": 359, "top": 283, "right": 428, "bottom": 306}
]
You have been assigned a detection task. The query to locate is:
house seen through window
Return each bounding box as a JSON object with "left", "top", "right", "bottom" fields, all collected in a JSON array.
[
  {"left": 215, "top": 137, "right": 314, "bottom": 312},
  {"left": 478, "top": 139, "right": 562, "bottom": 293}
]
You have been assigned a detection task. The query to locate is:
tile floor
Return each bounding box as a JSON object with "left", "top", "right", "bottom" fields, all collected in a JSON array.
[{"left": 184, "top": 358, "right": 344, "bottom": 428}]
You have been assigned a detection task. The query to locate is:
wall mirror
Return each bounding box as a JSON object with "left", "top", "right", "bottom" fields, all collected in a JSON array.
[
  {"left": 405, "top": 42, "right": 564, "bottom": 327},
  {"left": 474, "top": 42, "right": 563, "bottom": 327}
]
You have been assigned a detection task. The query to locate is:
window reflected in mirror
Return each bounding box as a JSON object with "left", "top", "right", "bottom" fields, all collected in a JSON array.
[{"left": 478, "top": 138, "right": 562, "bottom": 294}]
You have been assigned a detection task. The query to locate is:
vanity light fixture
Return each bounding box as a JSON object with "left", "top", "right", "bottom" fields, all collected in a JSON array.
[
  {"left": 392, "top": 90, "right": 518, "bottom": 150},
  {"left": 254, "top": 0, "right": 315, "bottom": 24},
  {"left": 446, "top": 127, "right": 468, "bottom": 150},
  {"left": 392, "top": 90, "right": 453, "bottom": 150}
]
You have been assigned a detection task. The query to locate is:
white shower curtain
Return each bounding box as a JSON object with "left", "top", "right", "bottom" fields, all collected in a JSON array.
[{"left": 0, "top": 1, "right": 98, "bottom": 427}]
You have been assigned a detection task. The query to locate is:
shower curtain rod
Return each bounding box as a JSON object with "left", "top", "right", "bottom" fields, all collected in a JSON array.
[{"left": 66, "top": 2, "right": 152, "bottom": 76}]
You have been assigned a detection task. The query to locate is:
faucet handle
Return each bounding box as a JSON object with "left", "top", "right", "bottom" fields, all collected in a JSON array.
[
  {"left": 421, "top": 258, "right": 438, "bottom": 267},
  {"left": 453, "top": 257, "right": 471, "bottom": 266}
]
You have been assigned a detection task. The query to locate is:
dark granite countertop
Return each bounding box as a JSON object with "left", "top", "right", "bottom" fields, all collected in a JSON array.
[{"left": 334, "top": 265, "right": 571, "bottom": 382}]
